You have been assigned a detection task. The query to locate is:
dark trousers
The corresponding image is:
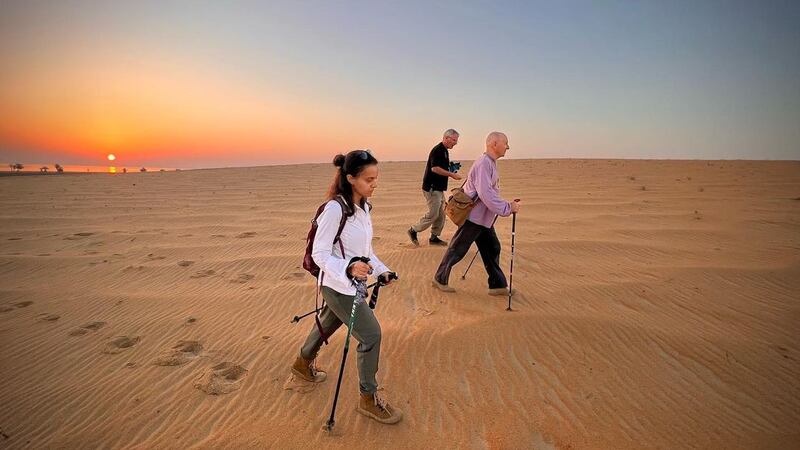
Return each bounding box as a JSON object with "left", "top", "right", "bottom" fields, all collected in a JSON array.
[{"left": 435, "top": 220, "right": 507, "bottom": 289}]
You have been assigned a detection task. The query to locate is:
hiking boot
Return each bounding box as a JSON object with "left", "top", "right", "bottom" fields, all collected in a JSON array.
[
  {"left": 432, "top": 278, "right": 456, "bottom": 293},
  {"left": 429, "top": 236, "right": 448, "bottom": 246},
  {"left": 291, "top": 355, "right": 327, "bottom": 383},
  {"left": 357, "top": 392, "right": 403, "bottom": 424},
  {"left": 488, "top": 287, "right": 516, "bottom": 296},
  {"left": 407, "top": 228, "right": 419, "bottom": 246}
]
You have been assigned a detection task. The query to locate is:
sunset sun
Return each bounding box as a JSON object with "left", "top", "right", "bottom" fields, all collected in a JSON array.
[{"left": 107, "top": 153, "right": 116, "bottom": 161}]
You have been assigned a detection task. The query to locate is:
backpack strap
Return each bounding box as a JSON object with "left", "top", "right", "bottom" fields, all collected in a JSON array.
[
  {"left": 331, "top": 195, "right": 349, "bottom": 255},
  {"left": 314, "top": 273, "right": 328, "bottom": 345}
]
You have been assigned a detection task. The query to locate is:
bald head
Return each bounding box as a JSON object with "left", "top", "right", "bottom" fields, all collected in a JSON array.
[{"left": 485, "top": 131, "right": 509, "bottom": 159}]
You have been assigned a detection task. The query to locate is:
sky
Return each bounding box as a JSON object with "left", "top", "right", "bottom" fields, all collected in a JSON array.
[{"left": 1, "top": 0, "right": 798, "bottom": 169}]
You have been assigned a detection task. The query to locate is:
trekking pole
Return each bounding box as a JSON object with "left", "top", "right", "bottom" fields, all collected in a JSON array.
[
  {"left": 325, "top": 260, "right": 371, "bottom": 432},
  {"left": 369, "top": 272, "right": 398, "bottom": 309},
  {"left": 291, "top": 308, "right": 320, "bottom": 323},
  {"left": 461, "top": 215, "right": 499, "bottom": 280},
  {"left": 507, "top": 208, "right": 518, "bottom": 311}
]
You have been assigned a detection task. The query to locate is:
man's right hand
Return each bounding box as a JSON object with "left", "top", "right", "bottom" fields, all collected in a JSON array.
[
  {"left": 510, "top": 199, "right": 521, "bottom": 213},
  {"left": 450, "top": 173, "right": 463, "bottom": 180}
]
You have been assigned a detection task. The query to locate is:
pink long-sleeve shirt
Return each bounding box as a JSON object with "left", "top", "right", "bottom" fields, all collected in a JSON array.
[{"left": 464, "top": 153, "right": 513, "bottom": 227}]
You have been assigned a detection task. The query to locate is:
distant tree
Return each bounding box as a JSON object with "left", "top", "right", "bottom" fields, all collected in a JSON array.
[
  {"left": 13, "top": 163, "right": 24, "bottom": 172},
  {"left": 140, "top": 167, "right": 147, "bottom": 172},
  {"left": 40, "top": 166, "right": 49, "bottom": 173},
  {"left": 55, "top": 164, "right": 64, "bottom": 173},
  {"left": 122, "top": 167, "right": 127, "bottom": 173}
]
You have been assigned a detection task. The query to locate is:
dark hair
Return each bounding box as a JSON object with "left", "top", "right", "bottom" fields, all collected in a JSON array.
[{"left": 327, "top": 149, "right": 378, "bottom": 214}]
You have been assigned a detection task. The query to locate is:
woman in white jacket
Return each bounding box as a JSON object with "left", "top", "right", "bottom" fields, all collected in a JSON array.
[{"left": 291, "top": 150, "right": 403, "bottom": 425}]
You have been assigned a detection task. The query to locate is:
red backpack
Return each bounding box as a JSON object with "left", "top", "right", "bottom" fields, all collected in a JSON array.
[{"left": 303, "top": 195, "right": 351, "bottom": 279}]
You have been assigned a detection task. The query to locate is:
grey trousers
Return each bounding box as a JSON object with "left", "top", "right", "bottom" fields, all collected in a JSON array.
[
  {"left": 300, "top": 286, "right": 382, "bottom": 394},
  {"left": 412, "top": 189, "right": 445, "bottom": 237}
]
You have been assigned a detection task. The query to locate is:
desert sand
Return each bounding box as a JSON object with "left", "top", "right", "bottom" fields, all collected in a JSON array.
[{"left": 0, "top": 159, "right": 798, "bottom": 449}]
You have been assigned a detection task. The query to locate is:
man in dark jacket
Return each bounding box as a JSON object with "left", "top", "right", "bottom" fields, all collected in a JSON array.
[{"left": 408, "top": 129, "right": 462, "bottom": 246}]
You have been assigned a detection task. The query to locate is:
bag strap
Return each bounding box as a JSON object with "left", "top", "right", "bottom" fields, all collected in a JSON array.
[{"left": 314, "top": 273, "right": 328, "bottom": 345}]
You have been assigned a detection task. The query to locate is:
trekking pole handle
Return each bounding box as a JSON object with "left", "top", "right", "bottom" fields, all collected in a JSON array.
[{"left": 369, "top": 272, "right": 398, "bottom": 309}]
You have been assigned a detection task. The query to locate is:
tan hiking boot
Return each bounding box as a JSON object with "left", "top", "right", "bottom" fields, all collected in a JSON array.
[
  {"left": 432, "top": 279, "right": 456, "bottom": 293},
  {"left": 357, "top": 392, "right": 403, "bottom": 424},
  {"left": 291, "top": 356, "right": 327, "bottom": 383},
  {"left": 488, "top": 287, "right": 515, "bottom": 296}
]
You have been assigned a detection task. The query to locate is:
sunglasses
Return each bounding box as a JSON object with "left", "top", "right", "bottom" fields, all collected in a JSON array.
[{"left": 350, "top": 149, "right": 372, "bottom": 160}]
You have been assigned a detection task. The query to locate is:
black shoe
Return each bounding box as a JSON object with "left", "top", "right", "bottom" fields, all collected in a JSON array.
[
  {"left": 429, "top": 236, "right": 448, "bottom": 246},
  {"left": 407, "top": 228, "right": 419, "bottom": 246}
]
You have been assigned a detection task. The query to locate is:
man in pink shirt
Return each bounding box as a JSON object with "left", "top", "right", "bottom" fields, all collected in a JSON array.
[{"left": 433, "top": 132, "right": 521, "bottom": 295}]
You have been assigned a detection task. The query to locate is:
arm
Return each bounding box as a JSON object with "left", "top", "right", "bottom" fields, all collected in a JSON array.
[
  {"left": 311, "top": 201, "right": 351, "bottom": 285},
  {"left": 473, "top": 163, "right": 512, "bottom": 217},
  {"left": 431, "top": 166, "right": 459, "bottom": 178},
  {"left": 430, "top": 148, "right": 460, "bottom": 179}
]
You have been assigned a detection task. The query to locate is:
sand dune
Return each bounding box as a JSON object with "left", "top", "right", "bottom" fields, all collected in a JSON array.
[{"left": 1, "top": 159, "right": 798, "bottom": 449}]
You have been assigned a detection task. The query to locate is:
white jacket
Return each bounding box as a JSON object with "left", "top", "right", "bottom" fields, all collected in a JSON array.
[{"left": 312, "top": 199, "right": 390, "bottom": 296}]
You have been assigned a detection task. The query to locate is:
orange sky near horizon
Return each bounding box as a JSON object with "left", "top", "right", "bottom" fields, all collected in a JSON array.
[
  {"left": 1, "top": 56, "right": 339, "bottom": 164},
  {"left": 0, "top": 45, "right": 423, "bottom": 166}
]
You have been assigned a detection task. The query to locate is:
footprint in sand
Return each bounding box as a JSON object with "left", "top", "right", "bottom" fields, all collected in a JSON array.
[
  {"left": 177, "top": 260, "right": 194, "bottom": 267},
  {"left": 38, "top": 313, "right": 60, "bottom": 322},
  {"left": 190, "top": 269, "right": 216, "bottom": 279},
  {"left": 1, "top": 301, "right": 34, "bottom": 312},
  {"left": 154, "top": 340, "right": 203, "bottom": 366},
  {"left": 283, "top": 372, "right": 321, "bottom": 394},
  {"left": 69, "top": 321, "right": 106, "bottom": 336},
  {"left": 281, "top": 272, "right": 305, "bottom": 280},
  {"left": 235, "top": 231, "right": 257, "bottom": 239},
  {"left": 195, "top": 362, "right": 247, "bottom": 395},
  {"left": 229, "top": 273, "right": 254, "bottom": 284},
  {"left": 211, "top": 234, "right": 226, "bottom": 238},
  {"left": 103, "top": 336, "right": 141, "bottom": 354},
  {"left": 7, "top": 237, "right": 22, "bottom": 241},
  {"left": 146, "top": 253, "right": 166, "bottom": 261}
]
